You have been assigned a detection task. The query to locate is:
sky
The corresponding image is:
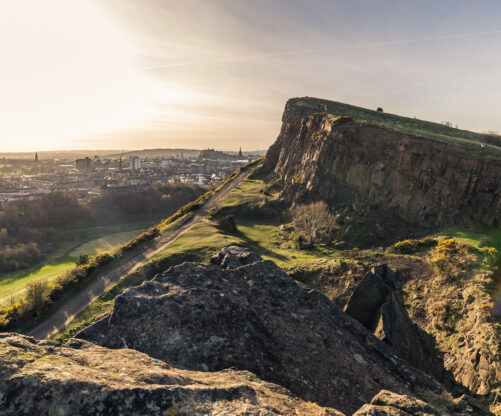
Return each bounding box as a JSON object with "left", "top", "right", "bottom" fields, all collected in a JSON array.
[{"left": 1, "top": 0, "right": 501, "bottom": 152}]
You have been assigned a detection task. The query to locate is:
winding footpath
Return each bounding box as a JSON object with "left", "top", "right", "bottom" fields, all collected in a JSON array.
[{"left": 28, "top": 169, "right": 251, "bottom": 340}]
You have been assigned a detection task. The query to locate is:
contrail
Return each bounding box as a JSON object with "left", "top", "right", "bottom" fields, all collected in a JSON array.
[{"left": 139, "top": 29, "right": 501, "bottom": 70}]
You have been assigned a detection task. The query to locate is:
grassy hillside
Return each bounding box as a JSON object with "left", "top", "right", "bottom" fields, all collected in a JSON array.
[
  {"left": 292, "top": 97, "right": 501, "bottom": 159},
  {"left": 0, "top": 222, "right": 155, "bottom": 306}
]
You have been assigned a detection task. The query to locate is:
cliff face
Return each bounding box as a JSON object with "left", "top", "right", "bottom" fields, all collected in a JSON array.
[{"left": 265, "top": 99, "right": 501, "bottom": 227}]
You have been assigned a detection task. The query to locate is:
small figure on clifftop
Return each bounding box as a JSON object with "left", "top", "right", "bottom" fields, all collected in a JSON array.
[{"left": 481, "top": 142, "right": 485, "bottom": 151}]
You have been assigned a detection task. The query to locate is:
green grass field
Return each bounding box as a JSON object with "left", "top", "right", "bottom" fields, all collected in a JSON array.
[
  {"left": 218, "top": 179, "right": 265, "bottom": 207},
  {"left": 0, "top": 222, "right": 154, "bottom": 306}
]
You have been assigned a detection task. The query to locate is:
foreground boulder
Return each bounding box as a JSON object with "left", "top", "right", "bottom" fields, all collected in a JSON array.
[
  {"left": 78, "top": 246, "right": 444, "bottom": 414},
  {"left": 0, "top": 333, "right": 342, "bottom": 416},
  {"left": 345, "top": 265, "right": 448, "bottom": 384},
  {"left": 353, "top": 390, "right": 490, "bottom": 416},
  {"left": 353, "top": 390, "right": 439, "bottom": 416}
]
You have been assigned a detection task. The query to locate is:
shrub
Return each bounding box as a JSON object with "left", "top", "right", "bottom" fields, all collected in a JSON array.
[
  {"left": 49, "top": 283, "right": 64, "bottom": 301},
  {"left": 24, "top": 281, "right": 51, "bottom": 317},
  {"left": 390, "top": 237, "right": 437, "bottom": 254},
  {"left": 485, "top": 247, "right": 498, "bottom": 263},
  {"left": 290, "top": 231, "right": 304, "bottom": 249},
  {"left": 118, "top": 227, "right": 159, "bottom": 254},
  {"left": 76, "top": 253, "right": 89, "bottom": 266},
  {"left": 431, "top": 238, "right": 476, "bottom": 280},
  {"left": 392, "top": 239, "right": 415, "bottom": 254},
  {"left": 292, "top": 201, "right": 337, "bottom": 245},
  {"left": 0, "top": 302, "right": 22, "bottom": 329}
]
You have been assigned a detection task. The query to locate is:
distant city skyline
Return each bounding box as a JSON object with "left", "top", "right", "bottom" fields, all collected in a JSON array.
[{"left": 2, "top": 0, "right": 501, "bottom": 151}]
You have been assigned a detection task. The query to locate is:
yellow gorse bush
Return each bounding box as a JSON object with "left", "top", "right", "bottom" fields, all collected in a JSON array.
[
  {"left": 393, "top": 239, "right": 414, "bottom": 253},
  {"left": 435, "top": 238, "right": 457, "bottom": 255}
]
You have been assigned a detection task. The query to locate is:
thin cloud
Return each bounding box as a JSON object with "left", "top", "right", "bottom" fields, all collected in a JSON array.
[{"left": 139, "top": 29, "right": 501, "bottom": 71}]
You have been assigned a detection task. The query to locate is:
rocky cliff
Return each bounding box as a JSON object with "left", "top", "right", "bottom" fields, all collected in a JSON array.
[{"left": 264, "top": 98, "right": 501, "bottom": 228}]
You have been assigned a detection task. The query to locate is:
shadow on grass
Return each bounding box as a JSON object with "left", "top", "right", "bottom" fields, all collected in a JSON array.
[{"left": 228, "top": 227, "right": 289, "bottom": 264}]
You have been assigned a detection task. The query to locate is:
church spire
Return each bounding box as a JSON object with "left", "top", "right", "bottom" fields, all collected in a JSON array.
[{"left": 238, "top": 146, "right": 243, "bottom": 158}]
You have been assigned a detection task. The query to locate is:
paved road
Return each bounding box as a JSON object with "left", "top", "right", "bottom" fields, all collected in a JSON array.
[{"left": 28, "top": 169, "right": 250, "bottom": 340}]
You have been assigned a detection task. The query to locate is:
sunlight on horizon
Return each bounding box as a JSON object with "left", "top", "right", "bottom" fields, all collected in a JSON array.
[
  {"left": 0, "top": 0, "right": 200, "bottom": 152},
  {"left": 2, "top": 0, "right": 501, "bottom": 152}
]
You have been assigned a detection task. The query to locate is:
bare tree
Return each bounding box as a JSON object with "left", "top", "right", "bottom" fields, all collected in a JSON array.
[{"left": 292, "top": 201, "right": 337, "bottom": 244}]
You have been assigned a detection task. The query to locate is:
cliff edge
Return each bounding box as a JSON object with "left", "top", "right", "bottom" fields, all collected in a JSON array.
[{"left": 264, "top": 97, "right": 501, "bottom": 227}]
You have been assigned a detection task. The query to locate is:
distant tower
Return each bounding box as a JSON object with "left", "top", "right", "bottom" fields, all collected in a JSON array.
[
  {"left": 238, "top": 147, "right": 243, "bottom": 158},
  {"left": 34, "top": 152, "right": 38, "bottom": 162},
  {"left": 119, "top": 155, "right": 123, "bottom": 171}
]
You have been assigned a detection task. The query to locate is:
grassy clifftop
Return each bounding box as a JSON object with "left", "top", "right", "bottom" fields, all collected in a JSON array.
[{"left": 291, "top": 97, "right": 501, "bottom": 159}]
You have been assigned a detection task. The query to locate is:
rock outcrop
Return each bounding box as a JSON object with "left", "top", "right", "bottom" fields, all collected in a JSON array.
[
  {"left": 1, "top": 247, "right": 493, "bottom": 415},
  {"left": 217, "top": 214, "right": 237, "bottom": 233},
  {"left": 210, "top": 244, "right": 261, "bottom": 269},
  {"left": 264, "top": 98, "right": 501, "bottom": 227},
  {"left": 77, "top": 247, "right": 444, "bottom": 415},
  {"left": 353, "top": 390, "right": 491, "bottom": 416},
  {"left": 345, "top": 265, "right": 447, "bottom": 384},
  {"left": 352, "top": 390, "right": 439, "bottom": 416},
  {"left": 0, "top": 333, "right": 342, "bottom": 415}
]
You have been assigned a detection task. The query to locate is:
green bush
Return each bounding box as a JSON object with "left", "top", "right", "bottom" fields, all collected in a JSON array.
[
  {"left": 23, "top": 281, "right": 51, "bottom": 318},
  {"left": 76, "top": 253, "right": 89, "bottom": 266}
]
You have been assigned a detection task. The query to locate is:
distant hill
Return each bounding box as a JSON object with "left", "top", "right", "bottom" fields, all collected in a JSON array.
[
  {"left": 0, "top": 148, "right": 267, "bottom": 161},
  {"left": 113, "top": 148, "right": 267, "bottom": 159},
  {"left": 0, "top": 150, "right": 120, "bottom": 160},
  {"left": 109, "top": 148, "right": 201, "bottom": 159}
]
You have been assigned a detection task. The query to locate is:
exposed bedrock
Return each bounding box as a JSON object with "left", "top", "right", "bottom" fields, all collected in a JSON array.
[
  {"left": 77, "top": 246, "right": 445, "bottom": 414},
  {"left": 264, "top": 99, "right": 501, "bottom": 227},
  {"left": 345, "top": 265, "right": 451, "bottom": 385}
]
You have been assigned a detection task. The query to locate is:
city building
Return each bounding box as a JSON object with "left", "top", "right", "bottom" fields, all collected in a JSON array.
[
  {"left": 130, "top": 155, "right": 141, "bottom": 170},
  {"left": 75, "top": 157, "right": 92, "bottom": 172}
]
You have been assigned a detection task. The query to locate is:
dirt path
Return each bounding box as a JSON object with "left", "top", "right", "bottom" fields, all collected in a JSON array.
[{"left": 27, "top": 170, "right": 250, "bottom": 340}]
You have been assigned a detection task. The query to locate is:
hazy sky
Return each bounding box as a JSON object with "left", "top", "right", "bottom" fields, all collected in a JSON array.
[{"left": 2, "top": 0, "right": 501, "bottom": 151}]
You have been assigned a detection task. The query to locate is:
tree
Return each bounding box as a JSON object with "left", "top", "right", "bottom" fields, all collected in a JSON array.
[
  {"left": 377, "top": 107, "right": 384, "bottom": 112},
  {"left": 76, "top": 253, "right": 89, "bottom": 266},
  {"left": 25, "top": 281, "right": 50, "bottom": 315},
  {"left": 292, "top": 201, "right": 337, "bottom": 244}
]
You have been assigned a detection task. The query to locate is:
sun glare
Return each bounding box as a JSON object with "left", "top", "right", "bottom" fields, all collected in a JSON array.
[{"left": 0, "top": 0, "right": 187, "bottom": 151}]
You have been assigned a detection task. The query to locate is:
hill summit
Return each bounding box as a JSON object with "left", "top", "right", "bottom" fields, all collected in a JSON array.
[{"left": 265, "top": 97, "right": 501, "bottom": 229}]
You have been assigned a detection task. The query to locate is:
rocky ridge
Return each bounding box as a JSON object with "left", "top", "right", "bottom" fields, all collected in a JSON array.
[
  {"left": 0, "top": 247, "right": 493, "bottom": 415},
  {"left": 0, "top": 333, "right": 341, "bottom": 415},
  {"left": 75, "top": 246, "right": 486, "bottom": 415}
]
